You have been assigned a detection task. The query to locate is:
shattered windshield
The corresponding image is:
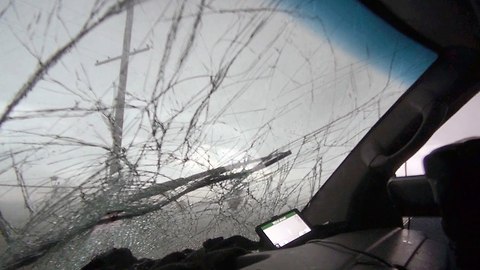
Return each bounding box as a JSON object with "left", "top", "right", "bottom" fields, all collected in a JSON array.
[{"left": 0, "top": 0, "right": 436, "bottom": 268}]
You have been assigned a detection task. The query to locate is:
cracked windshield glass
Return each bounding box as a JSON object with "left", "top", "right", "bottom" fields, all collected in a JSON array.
[{"left": 0, "top": 0, "right": 436, "bottom": 268}]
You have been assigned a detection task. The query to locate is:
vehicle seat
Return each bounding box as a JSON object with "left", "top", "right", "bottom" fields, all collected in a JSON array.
[{"left": 424, "top": 138, "right": 480, "bottom": 270}]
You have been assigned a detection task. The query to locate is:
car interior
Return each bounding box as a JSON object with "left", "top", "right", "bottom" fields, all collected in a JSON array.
[
  {"left": 236, "top": 0, "right": 480, "bottom": 269},
  {"left": 1, "top": 0, "right": 480, "bottom": 269}
]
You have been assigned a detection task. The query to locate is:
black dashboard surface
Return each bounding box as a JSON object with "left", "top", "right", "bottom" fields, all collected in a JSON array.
[{"left": 237, "top": 228, "right": 450, "bottom": 269}]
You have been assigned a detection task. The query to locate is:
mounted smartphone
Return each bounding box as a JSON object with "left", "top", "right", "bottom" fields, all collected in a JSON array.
[{"left": 256, "top": 209, "right": 313, "bottom": 249}]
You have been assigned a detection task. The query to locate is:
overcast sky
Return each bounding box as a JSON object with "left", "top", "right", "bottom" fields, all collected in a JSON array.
[{"left": 0, "top": 0, "right": 435, "bottom": 202}]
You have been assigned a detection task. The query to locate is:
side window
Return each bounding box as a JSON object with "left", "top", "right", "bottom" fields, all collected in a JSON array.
[{"left": 396, "top": 92, "right": 480, "bottom": 176}]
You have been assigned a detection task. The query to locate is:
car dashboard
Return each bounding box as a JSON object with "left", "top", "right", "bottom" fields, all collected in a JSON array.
[{"left": 237, "top": 227, "right": 451, "bottom": 269}]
